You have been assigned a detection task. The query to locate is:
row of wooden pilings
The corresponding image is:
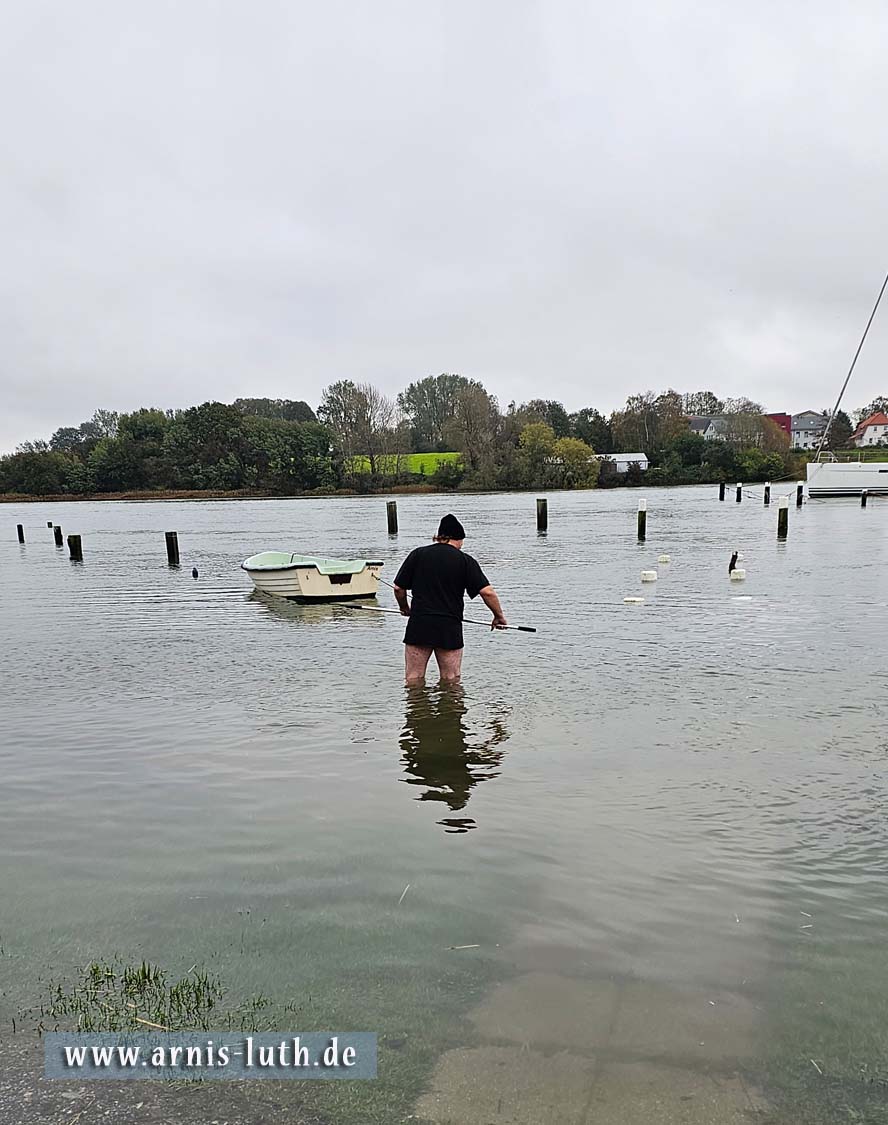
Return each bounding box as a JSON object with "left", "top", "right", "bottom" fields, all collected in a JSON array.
[
  {"left": 385, "top": 498, "right": 553, "bottom": 537},
  {"left": 16, "top": 520, "right": 83, "bottom": 559},
  {"left": 10, "top": 497, "right": 699, "bottom": 559},
  {"left": 17, "top": 500, "right": 632, "bottom": 554},
  {"left": 23, "top": 480, "right": 873, "bottom": 560},
  {"left": 718, "top": 480, "right": 806, "bottom": 507},
  {"left": 717, "top": 481, "right": 795, "bottom": 539},
  {"left": 718, "top": 479, "right": 872, "bottom": 539},
  {"left": 14, "top": 521, "right": 179, "bottom": 565},
  {"left": 386, "top": 497, "right": 635, "bottom": 539}
]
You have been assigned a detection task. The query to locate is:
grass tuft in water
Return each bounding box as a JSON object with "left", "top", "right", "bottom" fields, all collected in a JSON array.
[{"left": 35, "top": 958, "right": 272, "bottom": 1034}]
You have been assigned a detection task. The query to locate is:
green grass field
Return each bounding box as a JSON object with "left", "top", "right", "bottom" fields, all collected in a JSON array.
[{"left": 348, "top": 452, "right": 461, "bottom": 475}]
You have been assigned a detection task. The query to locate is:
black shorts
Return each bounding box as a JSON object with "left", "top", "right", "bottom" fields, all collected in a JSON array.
[{"left": 403, "top": 613, "right": 464, "bottom": 651}]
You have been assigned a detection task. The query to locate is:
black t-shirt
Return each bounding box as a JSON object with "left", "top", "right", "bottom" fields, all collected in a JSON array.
[{"left": 393, "top": 543, "right": 490, "bottom": 650}]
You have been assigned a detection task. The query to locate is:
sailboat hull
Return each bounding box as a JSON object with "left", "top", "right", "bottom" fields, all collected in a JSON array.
[{"left": 806, "top": 461, "right": 888, "bottom": 497}]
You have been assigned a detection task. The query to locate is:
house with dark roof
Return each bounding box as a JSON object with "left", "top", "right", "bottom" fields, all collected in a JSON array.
[
  {"left": 791, "top": 411, "right": 827, "bottom": 450},
  {"left": 687, "top": 416, "right": 726, "bottom": 441}
]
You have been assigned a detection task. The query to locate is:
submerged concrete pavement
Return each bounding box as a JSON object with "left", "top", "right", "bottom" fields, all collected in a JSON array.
[{"left": 413, "top": 971, "right": 769, "bottom": 1124}]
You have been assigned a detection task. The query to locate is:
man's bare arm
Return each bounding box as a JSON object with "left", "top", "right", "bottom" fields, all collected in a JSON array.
[
  {"left": 479, "top": 585, "right": 507, "bottom": 629},
  {"left": 394, "top": 584, "right": 410, "bottom": 616}
]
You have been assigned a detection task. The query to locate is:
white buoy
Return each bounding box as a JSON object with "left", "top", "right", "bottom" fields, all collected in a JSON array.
[
  {"left": 658, "top": 554, "right": 671, "bottom": 564},
  {"left": 640, "top": 570, "right": 658, "bottom": 582},
  {"left": 730, "top": 568, "right": 746, "bottom": 581},
  {"left": 623, "top": 596, "right": 645, "bottom": 604}
]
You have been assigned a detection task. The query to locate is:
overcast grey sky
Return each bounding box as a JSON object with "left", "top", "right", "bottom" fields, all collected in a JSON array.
[{"left": 2, "top": 0, "right": 887, "bottom": 452}]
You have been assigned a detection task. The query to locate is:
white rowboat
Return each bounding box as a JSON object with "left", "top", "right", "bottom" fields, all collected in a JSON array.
[{"left": 241, "top": 552, "right": 383, "bottom": 601}]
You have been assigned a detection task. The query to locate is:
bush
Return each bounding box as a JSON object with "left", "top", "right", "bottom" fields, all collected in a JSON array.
[
  {"left": 432, "top": 457, "right": 465, "bottom": 490},
  {"left": 596, "top": 459, "right": 622, "bottom": 488}
]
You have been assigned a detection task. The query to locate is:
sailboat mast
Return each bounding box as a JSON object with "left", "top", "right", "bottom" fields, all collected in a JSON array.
[{"left": 815, "top": 269, "right": 888, "bottom": 458}]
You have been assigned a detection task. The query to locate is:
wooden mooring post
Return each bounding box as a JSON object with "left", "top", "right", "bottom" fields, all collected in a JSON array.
[
  {"left": 536, "top": 498, "right": 548, "bottom": 532},
  {"left": 735, "top": 483, "right": 742, "bottom": 503},
  {"left": 17, "top": 524, "right": 25, "bottom": 543},
  {"left": 764, "top": 482, "right": 771, "bottom": 506},
  {"left": 861, "top": 490, "right": 868, "bottom": 508},
  {"left": 53, "top": 525, "right": 63, "bottom": 547},
  {"left": 777, "top": 497, "right": 789, "bottom": 540},
  {"left": 386, "top": 501, "right": 398, "bottom": 535},
  {"left": 67, "top": 534, "right": 83, "bottom": 561},
  {"left": 718, "top": 482, "right": 725, "bottom": 502},
  {"left": 637, "top": 499, "right": 647, "bottom": 542},
  {"left": 796, "top": 481, "right": 804, "bottom": 507},
  {"left": 165, "top": 531, "right": 180, "bottom": 566}
]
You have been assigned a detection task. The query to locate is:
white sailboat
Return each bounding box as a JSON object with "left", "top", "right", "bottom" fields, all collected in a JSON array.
[
  {"left": 806, "top": 271, "right": 888, "bottom": 499},
  {"left": 806, "top": 455, "right": 888, "bottom": 498}
]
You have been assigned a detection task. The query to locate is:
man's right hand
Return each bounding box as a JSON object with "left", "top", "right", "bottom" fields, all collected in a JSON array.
[
  {"left": 479, "top": 585, "right": 507, "bottom": 630},
  {"left": 400, "top": 606, "right": 411, "bottom": 617}
]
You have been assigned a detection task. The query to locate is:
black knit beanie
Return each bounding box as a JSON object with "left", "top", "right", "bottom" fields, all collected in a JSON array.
[{"left": 437, "top": 513, "right": 466, "bottom": 539}]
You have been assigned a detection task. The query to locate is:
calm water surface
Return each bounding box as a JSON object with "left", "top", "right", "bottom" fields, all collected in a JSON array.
[{"left": 2, "top": 487, "right": 888, "bottom": 1123}]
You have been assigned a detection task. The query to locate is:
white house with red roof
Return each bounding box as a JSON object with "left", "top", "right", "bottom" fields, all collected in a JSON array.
[{"left": 851, "top": 412, "right": 888, "bottom": 447}]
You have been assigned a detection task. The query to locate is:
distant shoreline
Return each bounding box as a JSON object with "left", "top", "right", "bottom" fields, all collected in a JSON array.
[
  {"left": 0, "top": 480, "right": 737, "bottom": 505},
  {"left": 0, "top": 485, "right": 449, "bottom": 504}
]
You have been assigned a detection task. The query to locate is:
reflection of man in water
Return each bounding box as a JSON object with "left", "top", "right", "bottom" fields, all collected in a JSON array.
[{"left": 399, "top": 685, "right": 509, "bottom": 833}]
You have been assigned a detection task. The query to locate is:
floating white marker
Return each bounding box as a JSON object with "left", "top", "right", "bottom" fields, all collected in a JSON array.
[
  {"left": 658, "top": 554, "right": 671, "bottom": 564},
  {"left": 623, "top": 596, "right": 645, "bottom": 604},
  {"left": 730, "top": 569, "right": 746, "bottom": 581},
  {"left": 640, "top": 570, "right": 658, "bottom": 582}
]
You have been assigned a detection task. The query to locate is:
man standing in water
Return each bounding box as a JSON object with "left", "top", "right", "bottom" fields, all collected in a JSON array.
[{"left": 393, "top": 514, "right": 508, "bottom": 684}]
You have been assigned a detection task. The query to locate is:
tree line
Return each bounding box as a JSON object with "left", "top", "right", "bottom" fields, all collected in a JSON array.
[{"left": 1, "top": 376, "right": 879, "bottom": 497}]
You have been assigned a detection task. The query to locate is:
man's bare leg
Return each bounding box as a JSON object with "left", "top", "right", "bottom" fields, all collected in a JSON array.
[
  {"left": 405, "top": 644, "right": 434, "bottom": 684},
  {"left": 434, "top": 647, "right": 463, "bottom": 684}
]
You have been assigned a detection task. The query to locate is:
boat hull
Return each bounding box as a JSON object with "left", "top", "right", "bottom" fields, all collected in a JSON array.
[
  {"left": 246, "top": 569, "right": 381, "bottom": 601},
  {"left": 806, "top": 461, "right": 888, "bottom": 497},
  {"left": 241, "top": 553, "right": 383, "bottom": 600}
]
